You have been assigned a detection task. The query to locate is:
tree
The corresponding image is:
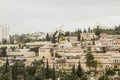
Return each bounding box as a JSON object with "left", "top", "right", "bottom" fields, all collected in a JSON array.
[
  {"left": 93, "top": 39, "right": 95, "bottom": 45},
  {"left": 2, "top": 47, "right": 7, "bottom": 57},
  {"left": 30, "top": 47, "right": 39, "bottom": 56},
  {"left": 46, "top": 33, "right": 51, "bottom": 41},
  {"left": 95, "top": 26, "right": 100, "bottom": 38},
  {"left": 92, "top": 35, "right": 95, "bottom": 45},
  {"left": 65, "top": 31, "right": 70, "bottom": 37},
  {"left": 76, "top": 61, "right": 83, "bottom": 78},
  {"left": 61, "top": 74, "right": 78, "bottom": 80},
  {"left": 2, "top": 39, "right": 7, "bottom": 44},
  {"left": 91, "top": 60, "right": 97, "bottom": 72},
  {"left": 85, "top": 45, "right": 97, "bottom": 71},
  {"left": 98, "top": 75, "right": 108, "bottom": 80},
  {"left": 52, "top": 64, "right": 56, "bottom": 80},
  {"left": 12, "top": 62, "right": 18, "bottom": 80},
  {"left": 71, "top": 64, "right": 76, "bottom": 76},
  {"left": 0, "top": 74, "right": 10, "bottom": 80},
  {"left": 77, "top": 29, "right": 81, "bottom": 41},
  {"left": 51, "top": 34, "right": 56, "bottom": 43},
  {"left": 106, "top": 69, "right": 115, "bottom": 76},
  {"left": 5, "top": 57, "right": 9, "bottom": 73},
  {"left": 31, "top": 59, "right": 44, "bottom": 68},
  {"left": 45, "top": 59, "right": 51, "bottom": 79},
  {"left": 85, "top": 52, "right": 94, "bottom": 70},
  {"left": 81, "top": 37, "right": 84, "bottom": 47},
  {"left": 118, "top": 71, "right": 120, "bottom": 76},
  {"left": 26, "top": 66, "right": 36, "bottom": 76}
]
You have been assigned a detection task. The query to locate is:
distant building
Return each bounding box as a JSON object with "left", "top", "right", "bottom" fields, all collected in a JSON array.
[
  {"left": 39, "top": 44, "right": 54, "bottom": 58},
  {"left": 0, "top": 25, "right": 10, "bottom": 43}
]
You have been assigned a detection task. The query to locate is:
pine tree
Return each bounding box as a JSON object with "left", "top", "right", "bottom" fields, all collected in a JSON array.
[{"left": 76, "top": 61, "right": 83, "bottom": 78}]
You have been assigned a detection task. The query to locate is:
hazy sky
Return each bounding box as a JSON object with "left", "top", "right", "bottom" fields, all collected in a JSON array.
[{"left": 0, "top": 0, "right": 120, "bottom": 34}]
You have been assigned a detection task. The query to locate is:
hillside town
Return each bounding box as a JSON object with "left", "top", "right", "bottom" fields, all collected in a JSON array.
[{"left": 0, "top": 25, "right": 120, "bottom": 80}]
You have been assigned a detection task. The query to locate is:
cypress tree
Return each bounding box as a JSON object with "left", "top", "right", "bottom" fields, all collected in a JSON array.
[
  {"left": 46, "top": 33, "right": 50, "bottom": 41},
  {"left": 2, "top": 47, "right": 7, "bottom": 57},
  {"left": 12, "top": 62, "right": 18, "bottom": 80},
  {"left": 5, "top": 57, "right": 9, "bottom": 73},
  {"left": 77, "top": 29, "right": 81, "bottom": 41},
  {"left": 52, "top": 64, "right": 56, "bottom": 80},
  {"left": 45, "top": 59, "right": 51, "bottom": 79},
  {"left": 93, "top": 35, "right": 95, "bottom": 45},
  {"left": 76, "top": 61, "right": 83, "bottom": 78},
  {"left": 51, "top": 34, "right": 56, "bottom": 43},
  {"left": 71, "top": 64, "right": 76, "bottom": 76}
]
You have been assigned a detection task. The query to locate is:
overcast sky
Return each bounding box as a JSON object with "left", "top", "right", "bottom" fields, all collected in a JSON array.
[{"left": 0, "top": 0, "right": 120, "bottom": 34}]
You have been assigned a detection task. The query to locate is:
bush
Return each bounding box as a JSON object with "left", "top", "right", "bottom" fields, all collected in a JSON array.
[{"left": 106, "top": 69, "right": 115, "bottom": 76}]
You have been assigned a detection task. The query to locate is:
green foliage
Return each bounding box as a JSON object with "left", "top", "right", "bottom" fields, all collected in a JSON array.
[
  {"left": 2, "top": 39, "right": 7, "bottom": 44},
  {"left": 98, "top": 75, "right": 108, "bottom": 80},
  {"left": 71, "top": 64, "right": 76, "bottom": 76},
  {"left": 25, "top": 75, "right": 34, "bottom": 80},
  {"left": 10, "top": 46, "right": 16, "bottom": 51},
  {"left": 76, "top": 61, "right": 83, "bottom": 78},
  {"left": 93, "top": 25, "right": 120, "bottom": 35},
  {"left": 77, "top": 29, "right": 81, "bottom": 41},
  {"left": 118, "top": 71, "right": 120, "bottom": 76},
  {"left": 85, "top": 45, "right": 97, "bottom": 71},
  {"left": 0, "top": 58, "right": 10, "bottom": 80},
  {"left": 31, "top": 59, "right": 44, "bottom": 68},
  {"left": 12, "top": 62, "right": 18, "bottom": 80},
  {"left": 94, "top": 26, "right": 100, "bottom": 37},
  {"left": 45, "top": 59, "right": 52, "bottom": 79},
  {"left": 51, "top": 34, "right": 57, "bottom": 43},
  {"left": 5, "top": 57, "right": 9, "bottom": 73},
  {"left": 46, "top": 33, "right": 51, "bottom": 41},
  {"left": 30, "top": 47, "right": 39, "bottom": 56},
  {"left": 65, "top": 31, "right": 70, "bottom": 37},
  {"left": 85, "top": 52, "right": 94, "bottom": 67},
  {"left": 52, "top": 65, "right": 56, "bottom": 80},
  {"left": 92, "top": 38, "right": 95, "bottom": 45},
  {"left": 106, "top": 69, "right": 115, "bottom": 76},
  {"left": 1, "top": 47, "right": 7, "bottom": 57},
  {"left": 61, "top": 74, "right": 78, "bottom": 80},
  {"left": 0, "top": 74, "right": 10, "bottom": 80},
  {"left": 80, "top": 75, "right": 87, "bottom": 80}
]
